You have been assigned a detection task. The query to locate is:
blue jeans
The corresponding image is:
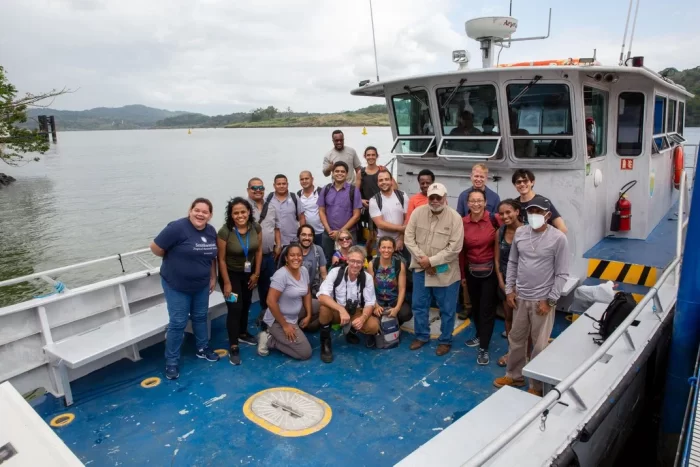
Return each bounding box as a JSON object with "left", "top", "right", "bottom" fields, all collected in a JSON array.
[
  {"left": 257, "top": 253, "right": 276, "bottom": 311},
  {"left": 162, "top": 278, "right": 210, "bottom": 366},
  {"left": 411, "top": 271, "right": 460, "bottom": 345}
]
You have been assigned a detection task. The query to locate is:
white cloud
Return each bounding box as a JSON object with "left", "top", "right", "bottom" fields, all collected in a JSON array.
[{"left": 0, "top": 0, "right": 696, "bottom": 115}]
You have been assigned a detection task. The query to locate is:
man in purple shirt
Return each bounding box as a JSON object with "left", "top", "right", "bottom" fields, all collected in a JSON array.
[{"left": 317, "top": 161, "right": 363, "bottom": 266}]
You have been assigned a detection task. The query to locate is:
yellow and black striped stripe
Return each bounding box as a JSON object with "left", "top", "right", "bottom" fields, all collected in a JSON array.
[{"left": 586, "top": 259, "right": 657, "bottom": 287}]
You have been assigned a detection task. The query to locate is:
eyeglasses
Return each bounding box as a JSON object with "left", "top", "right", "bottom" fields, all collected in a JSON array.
[
  {"left": 514, "top": 179, "right": 530, "bottom": 186},
  {"left": 339, "top": 237, "right": 352, "bottom": 242},
  {"left": 249, "top": 186, "right": 265, "bottom": 191},
  {"left": 347, "top": 259, "right": 363, "bottom": 265},
  {"left": 468, "top": 200, "right": 484, "bottom": 205}
]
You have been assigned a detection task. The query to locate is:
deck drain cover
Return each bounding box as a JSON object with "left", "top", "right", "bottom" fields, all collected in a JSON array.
[{"left": 243, "top": 387, "right": 331, "bottom": 437}]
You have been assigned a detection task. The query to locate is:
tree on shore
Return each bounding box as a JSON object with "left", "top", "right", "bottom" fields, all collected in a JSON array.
[{"left": 1, "top": 65, "right": 70, "bottom": 166}]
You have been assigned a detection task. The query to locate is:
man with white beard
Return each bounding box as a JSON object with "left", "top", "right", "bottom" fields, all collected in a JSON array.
[{"left": 404, "top": 183, "right": 464, "bottom": 356}]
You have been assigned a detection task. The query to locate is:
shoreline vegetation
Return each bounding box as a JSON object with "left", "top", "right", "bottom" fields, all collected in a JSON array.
[{"left": 224, "top": 113, "right": 388, "bottom": 128}]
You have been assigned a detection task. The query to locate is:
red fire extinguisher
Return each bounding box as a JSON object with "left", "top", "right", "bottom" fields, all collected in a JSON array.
[{"left": 610, "top": 181, "right": 637, "bottom": 232}]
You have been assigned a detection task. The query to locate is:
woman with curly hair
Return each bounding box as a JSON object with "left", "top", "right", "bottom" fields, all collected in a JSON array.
[{"left": 217, "top": 197, "right": 263, "bottom": 365}]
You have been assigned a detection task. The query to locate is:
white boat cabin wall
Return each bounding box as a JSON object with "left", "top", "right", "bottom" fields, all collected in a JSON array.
[{"left": 354, "top": 66, "right": 691, "bottom": 280}]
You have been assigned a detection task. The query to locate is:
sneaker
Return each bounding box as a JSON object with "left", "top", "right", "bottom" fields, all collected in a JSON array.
[
  {"left": 258, "top": 330, "right": 270, "bottom": 357},
  {"left": 493, "top": 375, "right": 526, "bottom": 388},
  {"left": 465, "top": 337, "right": 480, "bottom": 348},
  {"left": 477, "top": 349, "right": 490, "bottom": 365},
  {"left": 345, "top": 330, "right": 360, "bottom": 345},
  {"left": 165, "top": 365, "right": 179, "bottom": 380},
  {"left": 365, "top": 335, "right": 376, "bottom": 349},
  {"left": 238, "top": 333, "right": 257, "bottom": 346},
  {"left": 501, "top": 330, "right": 507, "bottom": 338},
  {"left": 457, "top": 311, "right": 469, "bottom": 320},
  {"left": 196, "top": 347, "right": 220, "bottom": 362},
  {"left": 229, "top": 346, "right": 241, "bottom": 365}
]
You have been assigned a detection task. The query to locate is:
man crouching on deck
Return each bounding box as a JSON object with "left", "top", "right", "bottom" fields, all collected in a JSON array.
[
  {"left": 317, "top": 245, "right": 377, "bottom": 363},
  {"left": 493, "top": 197, "right": 569, "bottom": 396}
]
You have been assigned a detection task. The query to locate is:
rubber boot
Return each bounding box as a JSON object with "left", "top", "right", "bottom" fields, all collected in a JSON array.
[{"left": 320, "top": 325, "right": 333, "bottom": 363}]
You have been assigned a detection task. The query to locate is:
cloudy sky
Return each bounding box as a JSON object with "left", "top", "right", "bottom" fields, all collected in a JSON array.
[{"left": 2, "top": 0, "right": 698, "bottom": 115}]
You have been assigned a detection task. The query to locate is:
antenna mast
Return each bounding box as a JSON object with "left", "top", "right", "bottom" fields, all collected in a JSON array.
[
  {"left": 626, "top": 0, "right": 641, "bottom": 63},
  {"left": 619, "top": 0, "right": 634, "bottom": 65},
  {"left": 369, "top": 0, "right": 380, "bottom": 82}
]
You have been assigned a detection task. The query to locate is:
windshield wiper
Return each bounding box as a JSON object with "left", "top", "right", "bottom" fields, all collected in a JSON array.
[
  {"left": 508, "top": 75, "right": 542, "bottom": 106},
  {"left": 403, "top": 86, "right": 428, "bottom": 109},
  {"left": 440, "top": 78, "right": 467, "bottom": 110}
]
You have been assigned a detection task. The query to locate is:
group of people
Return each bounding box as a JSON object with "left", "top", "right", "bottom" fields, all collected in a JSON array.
[{"left": 151, "top": 129, "right": 569, "bottom": 396}]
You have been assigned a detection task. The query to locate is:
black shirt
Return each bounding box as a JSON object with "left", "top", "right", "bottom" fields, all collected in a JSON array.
[
  {"left": 360, "top": 168, "right": 380, "bottom": 200},
  {"left": 520, "top": 194, "right": 562, "bottom": 226}
]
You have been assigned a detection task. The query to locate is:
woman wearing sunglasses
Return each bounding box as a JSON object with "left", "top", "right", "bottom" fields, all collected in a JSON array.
[{"left": 331, "top": 229, "right": 369, "bottom": 269}]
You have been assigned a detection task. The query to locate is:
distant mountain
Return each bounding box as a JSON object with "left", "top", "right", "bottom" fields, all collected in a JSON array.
[
  {"left": 23, "top": 105, "right": 190, "bottom": 131},
  {"left": 660, "top": 66, "right": 699, "bottom": 126}
]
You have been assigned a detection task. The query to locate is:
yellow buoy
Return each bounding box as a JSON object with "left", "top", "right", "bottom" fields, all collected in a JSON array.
[
  {"left": 188, "top": 129, "right": 192, "bottom": 135},
  {"left": 361, "top": 127, "right": 367, "bottom": 135}
]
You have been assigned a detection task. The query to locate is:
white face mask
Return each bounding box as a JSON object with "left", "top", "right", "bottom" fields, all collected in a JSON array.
[{"left": 527, "top": 213, "right": 546, "bottom": 229}]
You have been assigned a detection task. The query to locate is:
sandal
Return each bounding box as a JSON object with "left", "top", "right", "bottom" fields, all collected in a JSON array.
[{"left": 498, "top": 353, "right": 508, "bottom": 367}]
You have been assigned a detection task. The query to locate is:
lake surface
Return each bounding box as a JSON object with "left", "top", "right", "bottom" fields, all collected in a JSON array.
[
  {"left": 0, "top": 127, "right": 394, "bottom": 305},
  {"left": 1, "top": 126, "right": 699, "bottom": 306}
]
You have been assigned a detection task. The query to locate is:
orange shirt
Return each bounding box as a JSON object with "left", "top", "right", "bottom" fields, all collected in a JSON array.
[{"left": 406, "top": 193, "right": 428, "bottom": 221}]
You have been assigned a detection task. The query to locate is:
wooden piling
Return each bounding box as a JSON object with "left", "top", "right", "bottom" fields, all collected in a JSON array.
[{"left": 49, "top": 116, "right": 57, "bottom": 142}]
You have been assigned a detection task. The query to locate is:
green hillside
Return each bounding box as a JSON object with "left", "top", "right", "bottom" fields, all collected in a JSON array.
[
  {"left": 24, "top": 105, "right": 189, "bottom": 131},
  {"left": 660, "top": 66, "right": 700, "bottom": 126}
]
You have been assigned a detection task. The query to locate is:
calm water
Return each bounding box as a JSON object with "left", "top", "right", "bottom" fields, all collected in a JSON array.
[
  {"left": 0, "top": 127, "right": 394, "bottom": 305},
  {"left": 1, "top": 127, "right": 699, "bottom": 306}
]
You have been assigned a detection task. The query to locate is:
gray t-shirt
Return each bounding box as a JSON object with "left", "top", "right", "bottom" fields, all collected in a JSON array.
[
  {"left": 263, "top": 267, "right": 310, "bottom": 326},
  {"left": 250, "top": 197, "right": 279, "bottom": 254},
  {"left": 269, "top": 194, "right": 304, "bottom": 246},
  {"left": 505, "top": 225, "right": 569, "bottom": 301},
  {"left": 323, "top": 147, "right": 361, "bottom": 184}
]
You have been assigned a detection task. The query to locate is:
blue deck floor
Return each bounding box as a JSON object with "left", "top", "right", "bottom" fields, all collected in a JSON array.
[
  {"left": 32, "top": 304, "right": 570, "bottom": 467},
  {"left": 584, "top": 201, "right": 683, "bottom": 269}
]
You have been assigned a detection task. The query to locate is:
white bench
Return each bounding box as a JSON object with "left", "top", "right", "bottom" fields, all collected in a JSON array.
[
  {"left": 44, "top": 291, "right": 225, "bottom": 406},
  {"left": 523, "top": 281, "right": 677, "bottom": 395},
  {"left": 396, "top": 386, "right": 540, "bottom": 466}
]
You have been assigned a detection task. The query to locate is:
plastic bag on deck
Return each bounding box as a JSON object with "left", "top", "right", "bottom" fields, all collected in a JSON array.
[{"left": 570, "top": 281, "right": 616, "bottom": 313}]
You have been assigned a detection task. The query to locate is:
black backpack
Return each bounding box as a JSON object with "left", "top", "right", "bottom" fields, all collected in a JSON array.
[
  {"left": 372, "top": 254, "right": 403, "bottom": 274},
  {"left": 323, "top": 183, "right": 356, "bottom": 207},
  {"left": 297, "top": 187, "right": 322, "bottom": 198},
  {"left": 372, "top": 190, "right": 406, "bottom": 211},
  {"left": 332, "top": 265, "right": 366, "bottom": 309},
  {"left": 259, "top": 192, "right": 300, "bottom": 222},
  {"left": 586, "top": 291, "right": 636, "bottom": 344}
]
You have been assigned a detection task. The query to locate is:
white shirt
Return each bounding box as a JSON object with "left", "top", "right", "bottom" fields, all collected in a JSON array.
[
  {"left": 369, "top": 190, "right": 408, "bottom": 240},
  {"left": 317, "top": 268, "right": 376, "bottom": 308},
  {"left": 299, "top": 188, "right": 324, "bottom": 234}
]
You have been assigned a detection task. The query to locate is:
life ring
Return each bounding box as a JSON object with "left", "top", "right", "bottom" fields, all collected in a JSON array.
[{"left": 673, "top": 146, "right": 684, "bottom": 190}]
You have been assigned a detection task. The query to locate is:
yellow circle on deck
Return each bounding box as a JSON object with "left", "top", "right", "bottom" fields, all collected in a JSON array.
[
  {"left": 214, "top": 349, "right": 228, "bottom": 357},
  {"left": 140, "top": 377, "right": 161, "bottom": 388},
  {"left": 243, "top": 387, "right": 332, "bottom": 437},
  {"left": 50, "top": 413, "right": 75, "bottom": 427}
]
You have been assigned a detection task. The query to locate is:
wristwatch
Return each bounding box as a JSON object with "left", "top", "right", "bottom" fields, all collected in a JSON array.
[{"left": 546, "top": 298, "right": 557, "bottom": 307}]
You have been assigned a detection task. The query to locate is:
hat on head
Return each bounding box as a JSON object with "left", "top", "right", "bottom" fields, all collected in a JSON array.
[
  {"left": 526, "top": 194, "right": 552, "bottom": 211},
  {"left": 427, "top": 182, "right": 447, "bottom": 197},
  {"left": 586, "top": 117, "right": 594, "bottom": 124}
]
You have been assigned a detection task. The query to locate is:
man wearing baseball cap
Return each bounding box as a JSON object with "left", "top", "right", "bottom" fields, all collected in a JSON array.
[
  {"left": 493, "top": 196, "right": 569, "bottom": 396},
  {"left": 404, "top": 182, "right": 464, "bottom": 356}
]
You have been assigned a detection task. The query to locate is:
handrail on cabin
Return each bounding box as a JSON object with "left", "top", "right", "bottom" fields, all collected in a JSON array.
[
  {"left": 463, "top": 169, "right": 690, "bottom": 466},
  {"left": 0, "top": 248, "right": 152, "bottom": 288}
]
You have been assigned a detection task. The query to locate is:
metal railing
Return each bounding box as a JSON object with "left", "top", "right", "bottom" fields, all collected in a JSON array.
[
  {"left": 0, "top": 248, "right": 152, "bottom": 288},
  {"left": 463, "top": 169, "right": 690, "bottom": 466}
]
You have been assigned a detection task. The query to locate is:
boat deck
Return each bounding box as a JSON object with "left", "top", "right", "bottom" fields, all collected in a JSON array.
[
  {"left": 584, "top": 201, "right": 683, "bottom": 269},
  {"left": 32, "top": 304, "right": 569, "bottom": 466}
]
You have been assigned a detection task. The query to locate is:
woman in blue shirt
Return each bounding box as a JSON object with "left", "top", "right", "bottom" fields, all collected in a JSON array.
[{"left": 151, "top": 198, "right": 220, "bottom": 381}]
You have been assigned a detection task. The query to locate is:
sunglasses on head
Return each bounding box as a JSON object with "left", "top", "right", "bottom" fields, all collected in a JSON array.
[{"left": 249, "top": 185, "right": 265, "bottom": 191}]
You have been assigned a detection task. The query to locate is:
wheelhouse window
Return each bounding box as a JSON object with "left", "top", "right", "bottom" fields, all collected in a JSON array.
[
  {"left": 653, "top": 95, "right": 668, "bottom": 154},
  {"left": 617, "top": 92, "right": 644, "bottom": 156},
  {"left": 506, "top": 83, "right": 573, "bottom": 159},
  {"left": 390, "top": 89, "right": 435, "bottom": 156},
  {"left": 678, "top": 102, "right": 685, "bottom": 135},
  {"left": 667, "top": 99, "right": 677, "bottom": 135},
  {"left": 435, "top": 84, "right": 501, "bottom": 159},
  {"left": 584, "top": 86, "right": 608, "bottom": 158}
]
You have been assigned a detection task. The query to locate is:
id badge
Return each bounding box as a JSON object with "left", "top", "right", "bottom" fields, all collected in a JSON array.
[{"left": 244, "top": 261, "right": 252, "bottom": 273}]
